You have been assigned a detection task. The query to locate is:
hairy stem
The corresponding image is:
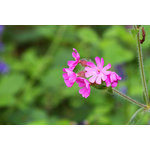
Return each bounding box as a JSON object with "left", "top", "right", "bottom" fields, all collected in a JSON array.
[
  {"left": 128, "top": 107, "right": 144, "bottom": 124},
  {"left": 134, "top": 25, "right": 149, "bottom": 105},
  {"left": 112, "top": 88, "right": 146, "bottom": 108}
]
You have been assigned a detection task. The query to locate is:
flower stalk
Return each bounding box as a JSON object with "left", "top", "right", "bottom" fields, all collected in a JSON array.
[
  {"left": 112, "top": 88, "right": 146, "bottom": 108},
  {"left": 134, "top": 25, "right": 150, "bottom": 106}
]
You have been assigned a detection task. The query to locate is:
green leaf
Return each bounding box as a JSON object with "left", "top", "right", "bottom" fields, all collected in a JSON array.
[
  {"left": 100, "top": 39, "right": 134, "bottom": 65},
  {"left": 35, "top": 25, "right": 58, "bottom": 39},
  {"left": 0, "top": 73, "right": 26, "bottom": 95},
  {"left": 77, "top": 27, "right": 100, "bottom": 45},
  {"left": 103, "top": 26, "right": 136, "bottom": 46},
  {"left": 87, "top": 106, "right": 112, "bottom": 124},
  {"left": 0, "top": 95, "right": 16, "bottom": 107}
]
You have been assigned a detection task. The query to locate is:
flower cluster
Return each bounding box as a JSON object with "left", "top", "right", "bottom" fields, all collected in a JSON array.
[{"left": 62, "top": 48, "right": 121, "bottom": 98}]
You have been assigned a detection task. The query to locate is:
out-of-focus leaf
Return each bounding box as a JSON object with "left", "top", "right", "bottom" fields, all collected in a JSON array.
[
  {"left": 28, "top": 120, "right": 48, "bottom": 125},
  {"left": 103, "top": 25, "right": 136, "bottom": 46},
  {"left": 0, "top": 95, "right": 16, "bottom": 107},
  {"left": 35, "top": 25, "right": 58, "bottom": 39},
  {"left": 0, "top": 73, "right": 26, "bottom": 95},
  {"left": 41, "top": 67, "right": 64, "bottom": 89},
  {"left": 77, "top": 27, "right": 100, "bottom": 45},
  {"left": 100, "top": 39, "right": 134, "bottom": 65}
]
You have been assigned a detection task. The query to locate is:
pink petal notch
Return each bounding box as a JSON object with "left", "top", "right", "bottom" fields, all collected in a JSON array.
[
  {"left": 62, "top": 68, "right": 77, "bottom": 87},
  {"left": 68, "top": 48, "right": 80, "bottom": 70}
]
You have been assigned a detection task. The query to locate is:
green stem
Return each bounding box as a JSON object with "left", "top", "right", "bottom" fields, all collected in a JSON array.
[
  {"left": 112, "top": 88, "right": 146, "bottom": 108},
  {"left": 134, "top": 25, "right": 149, "bottom": 105},
  {"left": 128, "top": 107, "right": 144, "bottom": 124}
]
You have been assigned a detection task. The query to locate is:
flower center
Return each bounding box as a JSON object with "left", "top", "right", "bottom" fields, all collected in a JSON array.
[{"left": 97, "top": 69, "right": 101, "bottom": 74}]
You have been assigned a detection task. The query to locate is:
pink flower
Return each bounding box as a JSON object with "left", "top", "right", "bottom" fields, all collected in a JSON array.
[
  {"left": 105, "top": 72, "right": 122, "bottom": 88},
  {"left": 63, "top": 68, "right": 77, "bottom": 87},
  {"left": 63, "top": 48, "right": 122, "bottom": 98},
  {"left": 76, "top": 77, "right": 91, "bottom": 98},
  {"left": 67, "top": 48, "right": 80, "bottom": 70},
  {"left": 85, "top": 57, "right": 111, "bottom": 84}
]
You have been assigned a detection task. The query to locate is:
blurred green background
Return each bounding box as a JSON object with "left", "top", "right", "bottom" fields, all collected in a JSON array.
[{"left": 0, "top": 25, "right": 150, "bottom": 125}]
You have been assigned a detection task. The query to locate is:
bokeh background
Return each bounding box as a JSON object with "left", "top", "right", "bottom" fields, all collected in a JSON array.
[{"left": 0, "top": 25, "right": 150, "bottom": 125}]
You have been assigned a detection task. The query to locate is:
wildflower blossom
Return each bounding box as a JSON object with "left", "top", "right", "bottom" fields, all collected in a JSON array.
[
  {"left": 85, "top": 57, "right": 111, "bottom": 84},
  {"left": 67, "top": 48, "right": 80, "bottom": 70},
  {"left": 105, "top": 72, "right": 122, "bottom": 88},
  {"left": 76, "top": 77, "right": 90, "bottom": 98},
  {"left": 62, "top": 68, "right": 77, "bottom": 87},
  {"left": 63, "top": 48, "right": 122, "bottom": 98},
  {"left": 0, "top": 61, "right": 9, "bottom": 74}
]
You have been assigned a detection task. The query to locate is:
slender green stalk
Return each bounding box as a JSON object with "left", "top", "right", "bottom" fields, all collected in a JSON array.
[
  {"left": 128, "top": 107, "right": 144, "bottom": 124},
  {"left": 112, "top": 88, "right": 146, "bottom": 108},
  {"left": 134, "top": 25, "right": 150, "bottom": 105}
]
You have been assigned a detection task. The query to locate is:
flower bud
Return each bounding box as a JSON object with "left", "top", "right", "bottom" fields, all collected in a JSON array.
[
  {"left": 79, "top": 59, "right": 87, "bottom": 67},
  {"left": 77, "top": 71, "right": 85, "bottom": 77}
]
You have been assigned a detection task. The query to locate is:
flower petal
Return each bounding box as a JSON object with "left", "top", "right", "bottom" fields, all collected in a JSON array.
[
  {"left": 64, "top": 80, "right": 74, "bottom": 87},
  {"left": 95, "top": 57, "right": 101, "bottom": 68},
  {"left": 101, "top": 73, "right": 107, "bottom": 81},
  {"left": 105, "top": 79, "right": 111, "bottom": 87},
  {"left": 79, "top": 88, "right": 86, "bottom": 95},
  {"left": 73, "top": 48, "right": 77, "bottom": 53},
  {"left": 89, "top": 74, "right": 97, "bottom": 83},
  {"left": 96, "top": 75, "right": 102, "bottom": 84},
  {"left": 72, "top": 48, "right": 80, "bottom": 60},
  {"left": 76, "top": 77, "right": 85, "bottom": 87},
  {"left": 86, "top": 61, "right": 96, "bottom": 68},
  {"left": 62, "top": 73, "right": 68, "bottom": 80},
  {"left": 111, "top": 81, "right": 118, "bottom": 88},
  {"left": 67, "top": 60, "right": 75, "bottom": 66},
  {"left": 84, "top": 90, "right": 90, "bottom": 98},
  {"left": 72, "top": 52, "right": 77, "bottom": 59},
  {"left": 103, "top": 64, "right": 111, "bottom": 71},
  {"left": 85, "top": 68, "right": 96, "bottom": 78},
  {"left": 100, "top": 58, "right": 104, "bottom": 68},
  {"left": 103, "top": 70, "right": 111, "bottom": 75}
]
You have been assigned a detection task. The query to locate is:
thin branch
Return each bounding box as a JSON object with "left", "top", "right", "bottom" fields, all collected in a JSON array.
[
  {"left": 128, "top": 107, "right": 144, "bottom": 124},
  {"left": 134, "top": 25, "right": 149, "bottom": 105},
  {"left": 112, "top": 88, "right": 146, "bottom": 108}
]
